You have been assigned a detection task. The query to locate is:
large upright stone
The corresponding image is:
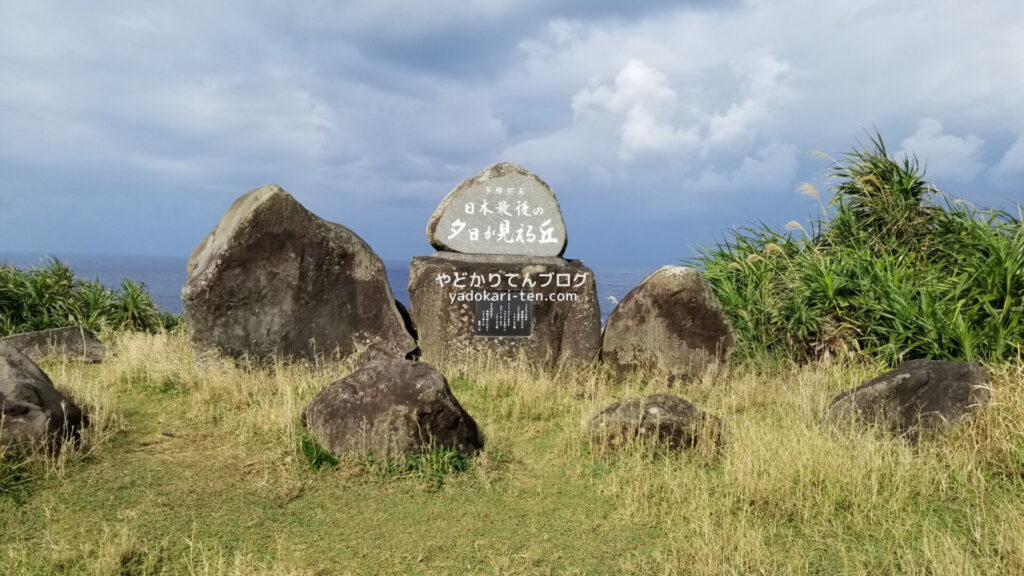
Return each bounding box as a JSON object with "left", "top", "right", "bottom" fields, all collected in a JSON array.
[
  {"left": 1, "top": 342, "right": 86, "bottom": 451},
  {"left": 408, "top": 252, "right": 601, "bottom": 370},
  {"left": 182, "top": 185, "right": 416, "bottom": 363},
  {"left": 426, "top": 162, "right": 568, "bottom": 257},
  {"left": 602, "top": 266, "right": 734, "bottom": 382}
]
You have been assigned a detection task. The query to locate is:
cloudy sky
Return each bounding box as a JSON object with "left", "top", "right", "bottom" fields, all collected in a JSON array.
[{"left": 1, "top": 0, "right": 1022, "bottom": 266}]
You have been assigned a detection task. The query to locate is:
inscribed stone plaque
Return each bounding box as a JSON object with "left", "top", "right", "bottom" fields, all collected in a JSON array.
[
  {"left": 426, "top": 162, "right": 568, "bottom": 257},
  {"left": 408, "top": 252, "right": 601, "bottom": 370},
  {"left": 475, "top": 292, "right": 533, "bottom": 337}
]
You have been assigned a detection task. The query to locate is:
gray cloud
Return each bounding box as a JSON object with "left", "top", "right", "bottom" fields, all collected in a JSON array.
[{"left": 1, "top": 0, "right": 1023, "bottom": 264}]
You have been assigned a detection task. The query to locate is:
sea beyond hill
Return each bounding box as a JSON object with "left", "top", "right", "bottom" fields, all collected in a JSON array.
[{"left": 0, "top": 252, "right": 652, "bottom": 321}]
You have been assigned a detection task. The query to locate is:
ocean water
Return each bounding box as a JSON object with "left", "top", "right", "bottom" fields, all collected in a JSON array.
[{"left": 0, "top": 253, "right": 655, "bottom": 322}]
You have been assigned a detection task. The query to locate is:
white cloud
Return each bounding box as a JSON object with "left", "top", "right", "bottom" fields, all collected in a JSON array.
[
  {"left": 900, "top": 118, "right": 984, "bottom": 185},
  {"left": 689, "top": 141, "right": 800, "bottom": 194},
  {"left": 990, "top": 136, "right": 1024, "bottom": 185},
  {"left": 572, "top": 59, "right": 701, "bottom": 159},
  {"left": 511, "top": 45, "right": 798, "bottom": 193},
  {"left": 707, "top": 51, "right": 795, "bottom": 148}
]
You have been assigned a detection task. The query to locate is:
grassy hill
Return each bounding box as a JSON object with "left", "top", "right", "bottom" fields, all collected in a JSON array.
[{"left": 2, "top": 331, "right": 1023, "bottom": 575}]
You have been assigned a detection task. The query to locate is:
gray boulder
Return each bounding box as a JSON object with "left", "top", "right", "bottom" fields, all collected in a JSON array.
[
  {"left": 426, "top": 162, "right": 568, "bottom": 257},
  {"left": 590, "top": 393, "right": 722, "bottom": 450},
  {"left": 825, "top": 359, "right": 991, "bottom": 438},
  {"left": 0, "top": 342, "right": 85, "bottom": 451},
  {"left": 601, "top": 266, "right": 734, "bottom": 383},
  {"left": 302, "top": 359, "right": 481, "bottom": 459},
  {"left": 182, "top": 185, "right": 416, "bottom": 363},
  {"left": 0, "top": 327, "right": 105, "bottom": 363},
  {"left": 408, "top": 252, "right": 601, "bottom": 370}
]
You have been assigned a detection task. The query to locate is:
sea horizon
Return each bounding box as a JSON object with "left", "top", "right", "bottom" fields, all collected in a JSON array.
[{"left": 1, "top": 251, "right": 658, "bottom": 321}]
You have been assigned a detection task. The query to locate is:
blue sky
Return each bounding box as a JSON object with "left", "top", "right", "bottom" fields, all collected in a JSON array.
[{"left": 1, "top": 1, "right": 1022, "bottom": 266}]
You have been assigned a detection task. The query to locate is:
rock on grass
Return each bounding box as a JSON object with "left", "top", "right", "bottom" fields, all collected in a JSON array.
[{"left": 302, "top": 359, "right": 482, "bottom": 460}]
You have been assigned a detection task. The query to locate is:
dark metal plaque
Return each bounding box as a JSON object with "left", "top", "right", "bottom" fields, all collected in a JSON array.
[{"left": 474, "top": 292, "right": 532, "bottom": 337}]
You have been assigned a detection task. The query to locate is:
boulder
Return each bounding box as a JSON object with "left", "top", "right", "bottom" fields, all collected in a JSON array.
[
  {"left": 302, "top": 359, "right": 481, "bottom": 459},
  {"left": 590, "top": 393, "right": 722, "bottom": 450},
  {"left": 824, "top": 359, "right": 991, "bottom": 438},
  {"left": 426, "top": 162, "right": 568, "bottom": 257},
  {"left": 0, "top": 342, "right": 86, "bottom": 451},
  {"left": 0, "top": 327, "right": 105, "bottom": 363},
  {"left": 408, "top": 252, "right": 601, "bottom": 370},
  {"left": 182, "top": 185, "right": 416, "bottom": 363},
  {"left": 601, "top": 266, "right": 734, "bottom": 382}
]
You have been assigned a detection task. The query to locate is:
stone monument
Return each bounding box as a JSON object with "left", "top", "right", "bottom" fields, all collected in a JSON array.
[{"left": 409, "top": 162, "right": 601, "bottom": 370}]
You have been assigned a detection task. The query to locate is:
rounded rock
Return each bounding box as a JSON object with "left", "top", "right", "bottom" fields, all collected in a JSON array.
[
  {"left": 601, "top": 266, "right": 734, "bottom": 382},
  {"left": 302, "top": 359, "right": 482, "bottom": 459}
]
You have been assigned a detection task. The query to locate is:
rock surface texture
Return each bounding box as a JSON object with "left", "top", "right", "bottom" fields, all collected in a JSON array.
[
  {"left": 825, "top": 359, "right": 991, "bottom": 438},
  {"left": 426, "top": 162, "right": 568, "bottom": 257},
  {"left": 408, "top": 252, "right": 601, "bottom": 370},
  {"left": 0, "top": 327, "right": 105, "bottom": 363},
  {"left": 590, "top": 393, "right": 722, "bottom": 450},
  {"left": 182, "top": 185, "right": 416, "bottom": 363},
  {"left": 601, "top": 266, "right": 734, "bottom": 382},
  {"left": 302, "top": 359, "right": 482, "bottom": 459},
  {"left": 0, "top": 342, "right": 86, "bottom": 451}
]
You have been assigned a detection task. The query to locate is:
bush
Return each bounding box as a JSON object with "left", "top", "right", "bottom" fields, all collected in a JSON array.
[
  {"left": 690, "top": 133, "right": 1024, "bottom": 365},
  {"left": 0, "top": 258, "right": 169, "bottom": 336}
]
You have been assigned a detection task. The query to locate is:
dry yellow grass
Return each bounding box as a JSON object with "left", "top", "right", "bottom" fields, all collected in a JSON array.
[{"left": 1, "top": 331, "right": 1022, "bottom": 575}]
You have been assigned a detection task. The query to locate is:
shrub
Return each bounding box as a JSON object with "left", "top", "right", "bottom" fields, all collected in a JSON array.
[
  {"left": 0, "top": 258, "right": 168, "bottom": 336},
  {"left": 690, "top": 133, "right": 1024, "bottom": 365}
]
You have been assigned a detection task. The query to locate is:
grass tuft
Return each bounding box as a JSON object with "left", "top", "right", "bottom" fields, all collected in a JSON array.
[
  {"left": 298, "top": 432, "right": 338, "bottom": 471},
  {"left": 360, "top": 445, "right": 474, "bottom": 491},
  {"left": 0, "top": 450, "right": 32, "bottom": 503}
]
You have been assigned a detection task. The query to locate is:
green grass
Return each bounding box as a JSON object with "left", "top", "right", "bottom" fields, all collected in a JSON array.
[
  {"left": 360, "top": 445, "right": 474, "bottom": 491},
  {"left": 0, "top": 257, "right": 176, "bottom": 336},
  {"left": 0, "top": 452, "right": 32, "bottom": 504},
  {"left": 297, "top": 432, "right": 338, "bottom": 472},
  {"left": 1, "top": 332, "right": 1023, "bottom": 574},
  {"left": 298, "top": 431, "right": 473, "bottom": 488},
  {"left": 690, "top": 133, "right": 1024, "bottom": 365}
]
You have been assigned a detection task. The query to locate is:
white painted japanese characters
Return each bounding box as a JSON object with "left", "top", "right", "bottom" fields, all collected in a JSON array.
[{"left": 426, "top": 162, "right": 568, "bottom": 257}]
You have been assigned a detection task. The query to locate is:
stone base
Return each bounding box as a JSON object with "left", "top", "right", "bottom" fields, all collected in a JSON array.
[
  {"left": 408, "top": 252, "right": 601, "bottom": 370},
  {"left": 0, "top": 327, "right": 105, "bottom": 363}
]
